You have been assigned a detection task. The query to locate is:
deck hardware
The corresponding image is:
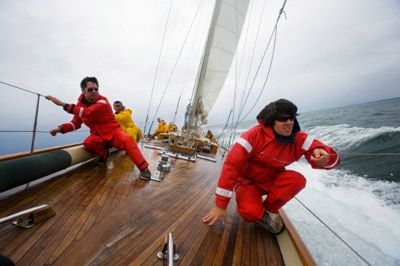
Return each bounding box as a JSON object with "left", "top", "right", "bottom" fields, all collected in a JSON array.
[
  {"left": 0, "top": 204, "right": 55, "bottom": 234},
  {"left": 157, "top": 154, "right": 171, "bottom": 172},
  {"left": 157, "top": 232, "right": 179, "bottom": 264},
  {"left": 150, "top": 170, "right": 163, "bottom": 182}
]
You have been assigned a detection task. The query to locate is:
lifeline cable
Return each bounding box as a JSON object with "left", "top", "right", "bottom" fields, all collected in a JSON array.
[
  {"left": 0, "top": 130, "right": 89, "bottom": 133},
  {"left": 308, "top": 152, "right": 400, "bottom": 157},
  {"left": 294, "top": 197, "right": 372, "bottom": 266},
  {"left": 0, "top": 80, "right": 45, "bottom": 97}
]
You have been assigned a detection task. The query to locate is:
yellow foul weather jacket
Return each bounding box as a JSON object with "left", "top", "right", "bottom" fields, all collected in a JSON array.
[{"left": 114, "top": 108, "right": 142, "bottom": 142}]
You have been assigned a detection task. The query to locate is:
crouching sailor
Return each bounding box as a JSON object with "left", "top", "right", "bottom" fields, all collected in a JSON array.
[
  {"left": 202, "top": 99, "right": 340, "bottom": 234},
  {"left": 46, "top": 76, "right": 151, "bottom": 180}
]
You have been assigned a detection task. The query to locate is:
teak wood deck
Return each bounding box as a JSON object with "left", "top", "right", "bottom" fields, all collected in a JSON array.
[{"left": 0, "top": 144, "right": 288, "bottom": 265}]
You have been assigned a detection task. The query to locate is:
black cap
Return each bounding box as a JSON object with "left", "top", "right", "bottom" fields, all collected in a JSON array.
[{"left": 257, "top": 99, "right": 298, "bottom": 126}]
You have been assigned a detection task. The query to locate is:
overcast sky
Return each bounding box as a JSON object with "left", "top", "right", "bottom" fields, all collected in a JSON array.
[{"left": 0, "top": 0, "right": 399, "bottom": 131}]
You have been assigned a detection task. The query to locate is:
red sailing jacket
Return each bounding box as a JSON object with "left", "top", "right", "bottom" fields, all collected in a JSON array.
[
  {"left": 59, "top": 94, "right": 121, "bottom": 140},
  {"left": 215, "top": 121, "right": 340, "bottom": 209}
]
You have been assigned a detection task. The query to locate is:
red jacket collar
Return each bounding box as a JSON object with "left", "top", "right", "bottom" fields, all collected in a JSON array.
[{"left": 78, "top": 94, "right": 106, "bottom": 105}]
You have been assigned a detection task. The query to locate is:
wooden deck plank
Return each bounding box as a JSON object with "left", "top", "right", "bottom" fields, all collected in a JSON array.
[
  {"left": 18, "top": 170, "right": 111, "bottom": 265},
  {"left": 0, "top": 144, "right": 289, "bottom": 265},
  {"left": 108, "top": 164, "right": 216, "bottom": 265},
  {"left": 0, "top": 168, "right": 100, "bottom": 263}
]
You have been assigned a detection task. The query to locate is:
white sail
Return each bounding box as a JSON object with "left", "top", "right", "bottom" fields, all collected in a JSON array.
[{"left": 190, "top": 0, "right": 250, "bottom": 127}]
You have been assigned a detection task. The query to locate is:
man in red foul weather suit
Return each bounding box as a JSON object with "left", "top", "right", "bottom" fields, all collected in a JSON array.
[
  {"left": 46, "top": 76, "right": 152, "bottom": 180},
  {"left": 203, "top": 99, "right": 340, "bottom": 233}
]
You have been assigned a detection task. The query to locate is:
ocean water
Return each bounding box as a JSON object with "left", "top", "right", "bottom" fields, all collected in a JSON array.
[{"left": 208, "top": 97, "right": 400, "bottom": 265}]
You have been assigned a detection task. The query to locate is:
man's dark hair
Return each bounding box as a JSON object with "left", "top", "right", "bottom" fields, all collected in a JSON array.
[
  {"left": 256, "top": 99, "right": 298, "bottom": 127},
  {"left": 113, "top": 100, "right": 123, "bottom": 105},
  {"left": 80, "top": 77, "right": 99, "bottom": 90}
]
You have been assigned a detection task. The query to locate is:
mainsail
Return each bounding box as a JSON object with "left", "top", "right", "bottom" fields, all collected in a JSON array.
[{"left": 187, "top": 0, "right": 250, "bottom": 131}]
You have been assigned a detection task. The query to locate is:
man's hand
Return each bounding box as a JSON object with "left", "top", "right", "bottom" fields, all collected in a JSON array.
[
  {"left": 202, "top": 206, "right": 227, "bottom": 226},
  {"left": 310, "top": 148, "right": 329, "bottom": 166},
  {"left": 46, "top": 95, "right": 65, "bottom": 107},
  {"left": 49, "top": 127, "right": 61, "bottom": 136}
]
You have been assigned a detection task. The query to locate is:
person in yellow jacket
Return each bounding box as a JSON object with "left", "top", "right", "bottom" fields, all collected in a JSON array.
[
  {"left": 167, "top": 122, "right": 177, "bottom": 133},
  {"left": 153, "top": 117, "right": 167, "bottom": 138},
  {"left": 113, "top": 101, "right": 142, "bottom": 143}
]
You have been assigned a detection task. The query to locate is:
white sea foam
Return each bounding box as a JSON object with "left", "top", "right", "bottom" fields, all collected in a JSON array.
[
  {"left": 285, "top": 162, "right": 400, "bottom": 265},
  {"left": 307, "top": 124, "right": 400, "bottom": 150}
]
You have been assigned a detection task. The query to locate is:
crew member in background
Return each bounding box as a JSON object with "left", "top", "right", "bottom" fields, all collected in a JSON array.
[
  {"left": 113, "top": 101, "right": 142, "bottom": 143},
  {"left": 153, "top": 117, "right": 167, "bottom": 138},
  {"left": 205, "top": 130, "right": 215, "bottom": 142},
  {"left": 167, "top": 122, "right": 177, "bottom": 133},
  {"left": 46, "top": 76, "right": 152, "bottom": 180},
  {"left": 202, "top": 99, "right": 340, "bottom": 234}
]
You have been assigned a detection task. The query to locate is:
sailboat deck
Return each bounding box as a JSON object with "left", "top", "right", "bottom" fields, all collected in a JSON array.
[{"left": 0, "top": 144, "right": 285, "bottom": 265}]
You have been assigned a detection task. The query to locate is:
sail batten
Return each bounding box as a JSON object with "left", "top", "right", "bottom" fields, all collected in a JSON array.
[{"left": 188, "top": 0, "right": 250, "bottom": 129}]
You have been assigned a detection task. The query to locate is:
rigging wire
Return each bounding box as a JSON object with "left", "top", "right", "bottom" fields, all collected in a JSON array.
[
  {"left": 235, "top": 0, "right": 255, "bottom": 114},
  {"left": 229, "top": 0, "right": 241, "bottom": 147},
  {"left": 294, "top": 197, "right": 372, "bottom": 266},
  {"left": 0, "top": 130, "right": 89, "bottom": 133},
  {"left": 240, "top": 0, "right": 267, "bottom": 110},
  {"left": 173, "top": 0, "right": 205, "bottom": 125},
  {"left": 233, "top": 0, "right": 288, "bottom": 130},
  {"left": 147, "top": 0, "right": 203, "bottom": 135},
  {"left": 240, "top": 25, "right": 278, "bottom": 121},
  {"left": 216, "top": 109, "right": 233, "bottom": 140},
  {"left": 224, "top": 0, "right": 286, "bottom": 149},
  {"left": 143, "top": 0, "right": 174, "bottom": 137},
  {"left": 315, "top": 152, "right": 400, "bottom": 157},
  {"left": 236, "top": 0, "right": 285, "bottom": 123},
  {"left": 226, "top": 0, "right": 267, "bottom": 147},
  {"left": 0, "top": 80, "right": 46, "bottom": 97},
  {"left": 227, "top": 0, "right": 257, "bottom": 146},
  {"left": 172, "top": 94, "right": 181, "bottom": 123}
]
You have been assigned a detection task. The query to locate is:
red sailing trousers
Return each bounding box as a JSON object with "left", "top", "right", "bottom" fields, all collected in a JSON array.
[
  {"left": 235, "top": 170, "right": 306, "bottom": 221},
  {"left": 83, "top": 129, "right": 149, "bottom": 170}
]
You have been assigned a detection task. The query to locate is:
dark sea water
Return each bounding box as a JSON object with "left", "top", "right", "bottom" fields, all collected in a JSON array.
[
  {"left": 0, "top": 129, "right": 87, "bottom": 156},
  {"left": 300, "top": 97, "right": 400, "bottom": 182}
]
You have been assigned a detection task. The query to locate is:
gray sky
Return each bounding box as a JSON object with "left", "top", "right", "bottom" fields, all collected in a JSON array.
[{"left": 0, "top": 0, "right": 399, "bottom": 131}]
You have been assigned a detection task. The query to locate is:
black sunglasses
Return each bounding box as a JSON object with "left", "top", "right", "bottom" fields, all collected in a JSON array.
[
  {"left": 87, "top": 87, "right": 99, "bottom": 93},
  {"left": 275, "top": 115, "right": 295, "bottom": 122}
]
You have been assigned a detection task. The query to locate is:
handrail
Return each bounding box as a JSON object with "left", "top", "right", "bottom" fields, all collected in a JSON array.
[{"left": 0, "top": 142, "right": 82, "bottom": 162}]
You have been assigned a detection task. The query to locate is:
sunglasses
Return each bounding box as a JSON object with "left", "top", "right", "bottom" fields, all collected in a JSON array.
[
  {"left": 87, "top": 87, "right": 99, "bottom": 93},
  {"left": 275, "top": 115, "right": 295, "bottom": 122}
]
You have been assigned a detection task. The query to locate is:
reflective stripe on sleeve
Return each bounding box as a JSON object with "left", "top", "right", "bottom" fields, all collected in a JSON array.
[
  {"left": 97, "top": 100, "right": 107, "bottom": 104},
  {"left": 302, "top": 135, "right": 314, "bottom": 151},
  {"left": 323, "top": 155, "right": 340, "bottom": 169},
  {"left": 236, "top": 137, "right": 252, "bottom": 153},
  {"left": 78, "top": 107, "right": 84, "bottom": 117},
  {"left": 68, "top": 122, "right": 76, "bottom": 131},
  {"left": 216, "top": 187, "right": 233, "bottom": 198}
]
